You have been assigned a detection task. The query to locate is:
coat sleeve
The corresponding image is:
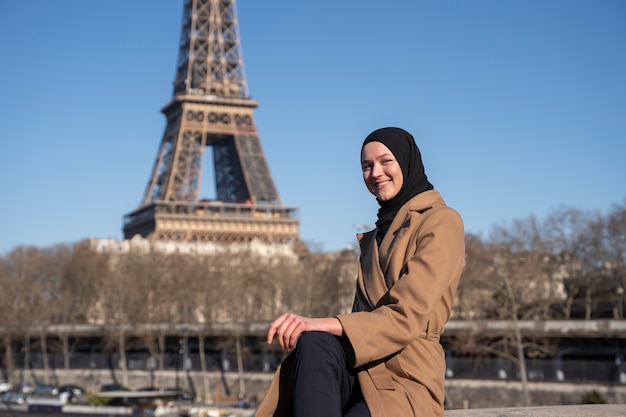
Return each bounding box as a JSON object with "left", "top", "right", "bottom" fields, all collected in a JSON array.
[{"left": 336, "top": 207, "right": 464, "bottom": 368}]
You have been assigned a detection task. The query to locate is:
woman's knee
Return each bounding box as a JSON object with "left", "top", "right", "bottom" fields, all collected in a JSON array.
[
  {"left": 299, "top": 331, "right": 336, "bottom": 345},
  {"left": 296, "top": 331, "right": 345, "bottom": 361}
]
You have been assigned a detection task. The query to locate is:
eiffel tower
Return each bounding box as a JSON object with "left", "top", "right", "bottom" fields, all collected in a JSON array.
[{"left": 123, "top": 0, "right": 300, "bottom": 247}]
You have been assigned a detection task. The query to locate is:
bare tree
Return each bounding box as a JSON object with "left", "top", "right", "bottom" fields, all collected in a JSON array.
[
  {"left": 0, "top": 249, "right": 24, "bottom": 385},
  {"left": 31, "top": 244, "right": 73, "bottom": 383},
  {"left": 542, "top": 206, "right": 603, "bottom": 319},
  {"left": 470, "top": 219, "right": 558, "bottom": 406},
  {"left": 603, "top": 200, "right": 626, "bottom": 318},
  {"left": 97, "top": 249, "right": 158, "bottom": 386},
  {"left": 455, "top": 233, "right": 493, "bottom": 320}
]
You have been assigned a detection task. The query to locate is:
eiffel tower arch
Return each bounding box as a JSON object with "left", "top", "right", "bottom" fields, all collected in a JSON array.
[{"left": 123, "top": 0, "right": 301, "bottom": 247}]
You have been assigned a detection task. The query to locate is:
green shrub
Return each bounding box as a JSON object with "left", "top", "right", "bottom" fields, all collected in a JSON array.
[{"left": 580, "top": 390, "right": 606, "bottom": 404}]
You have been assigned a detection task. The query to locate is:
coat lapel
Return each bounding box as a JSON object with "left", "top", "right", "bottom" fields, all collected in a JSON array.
[
  {"left": 369, "top": 191, "right": 441, "bottom": 294},
  {"left": 357, "top": 191, "right": 442, "bottom": 311},
  {"left": 379, "top": 212, "right": 411, "bottom": 287},
  {"left": 357, "top": 231, "right": 387, "bottom": 310},
  {"left": 358, "top": 214, "right": 413, "bottom": 308}
]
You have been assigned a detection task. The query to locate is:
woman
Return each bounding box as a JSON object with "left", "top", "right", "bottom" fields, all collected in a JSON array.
[{"left": 255, "top": 127, "right": 465, "bottom": 417}]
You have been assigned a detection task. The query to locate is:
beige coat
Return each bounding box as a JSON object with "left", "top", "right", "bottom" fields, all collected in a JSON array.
[{"left": 256, "top": 190, "right": 465, "bottom": 417}]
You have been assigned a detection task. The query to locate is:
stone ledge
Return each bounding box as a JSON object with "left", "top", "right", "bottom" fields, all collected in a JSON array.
[{"left": 445, "top": 404, "right": 626, "bottom": 416}]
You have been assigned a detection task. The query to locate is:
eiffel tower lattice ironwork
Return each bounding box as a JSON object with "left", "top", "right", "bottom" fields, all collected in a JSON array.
[{"left": 123, "top": 0, "right": 300, "bottom": 246}]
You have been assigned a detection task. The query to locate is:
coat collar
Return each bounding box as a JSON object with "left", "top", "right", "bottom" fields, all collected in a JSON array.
[
  {"left": 357, "top": 190, "right": 444, "bottom": 243},
  {"left": 379, "top": 190, "right": 443, "bottom": 260},
  {"left": 356, "top": 190, "right": 446, "bottom": 307}
]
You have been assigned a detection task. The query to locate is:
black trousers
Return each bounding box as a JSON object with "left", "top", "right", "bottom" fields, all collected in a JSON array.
[{"left": 292, "top": 331, "right": 371, "bottom": 417}]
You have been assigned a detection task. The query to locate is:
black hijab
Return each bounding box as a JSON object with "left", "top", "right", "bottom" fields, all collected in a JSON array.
[{"left": 361, "top": 127, "right": 434, "bottom": 241}]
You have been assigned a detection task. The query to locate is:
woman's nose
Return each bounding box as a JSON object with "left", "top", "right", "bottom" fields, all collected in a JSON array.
[{"left": 372, "top": 163, "right": 383, "bottom": 177}]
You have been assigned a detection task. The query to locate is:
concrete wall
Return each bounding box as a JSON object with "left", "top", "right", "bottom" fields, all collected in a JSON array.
[
  {"left": 445, "top": 404, "right": 626, "bottom": 417},
  {"left": 444, "top": 379, "right": 626, "bottom": 409}
]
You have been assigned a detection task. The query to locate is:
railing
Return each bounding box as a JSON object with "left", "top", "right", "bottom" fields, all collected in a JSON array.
[
  {"left": 13, "top": 351, "right": 626, "bottom": 385},
  {"left": 6, "top": 320, "right": 626, "bottom": 385},
  {"left": 124, "top": 200, "right": 299, "bottom": 225}
]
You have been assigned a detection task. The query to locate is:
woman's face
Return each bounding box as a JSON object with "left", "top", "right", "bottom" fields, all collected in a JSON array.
[{"left": 361, "top": 141, "right": 404, "bottom": 201}]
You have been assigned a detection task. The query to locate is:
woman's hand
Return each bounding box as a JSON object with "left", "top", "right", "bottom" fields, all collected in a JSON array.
[{"left": 266, "top": 313, "right": 343, "bottom": 351}]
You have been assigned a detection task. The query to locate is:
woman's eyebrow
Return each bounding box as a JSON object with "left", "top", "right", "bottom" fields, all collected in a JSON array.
[{"left": 362, "top": 152, "right": 394, "bottom": 162}]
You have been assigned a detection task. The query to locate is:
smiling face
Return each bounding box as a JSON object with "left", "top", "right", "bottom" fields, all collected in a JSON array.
[{"left": 361, "top": 141, "right": 404, "bottom": 201}]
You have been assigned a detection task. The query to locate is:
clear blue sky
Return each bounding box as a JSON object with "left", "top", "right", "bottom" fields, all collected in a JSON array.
[{"left": 1, "top": 1, "right": 625, "bottom": 254}]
